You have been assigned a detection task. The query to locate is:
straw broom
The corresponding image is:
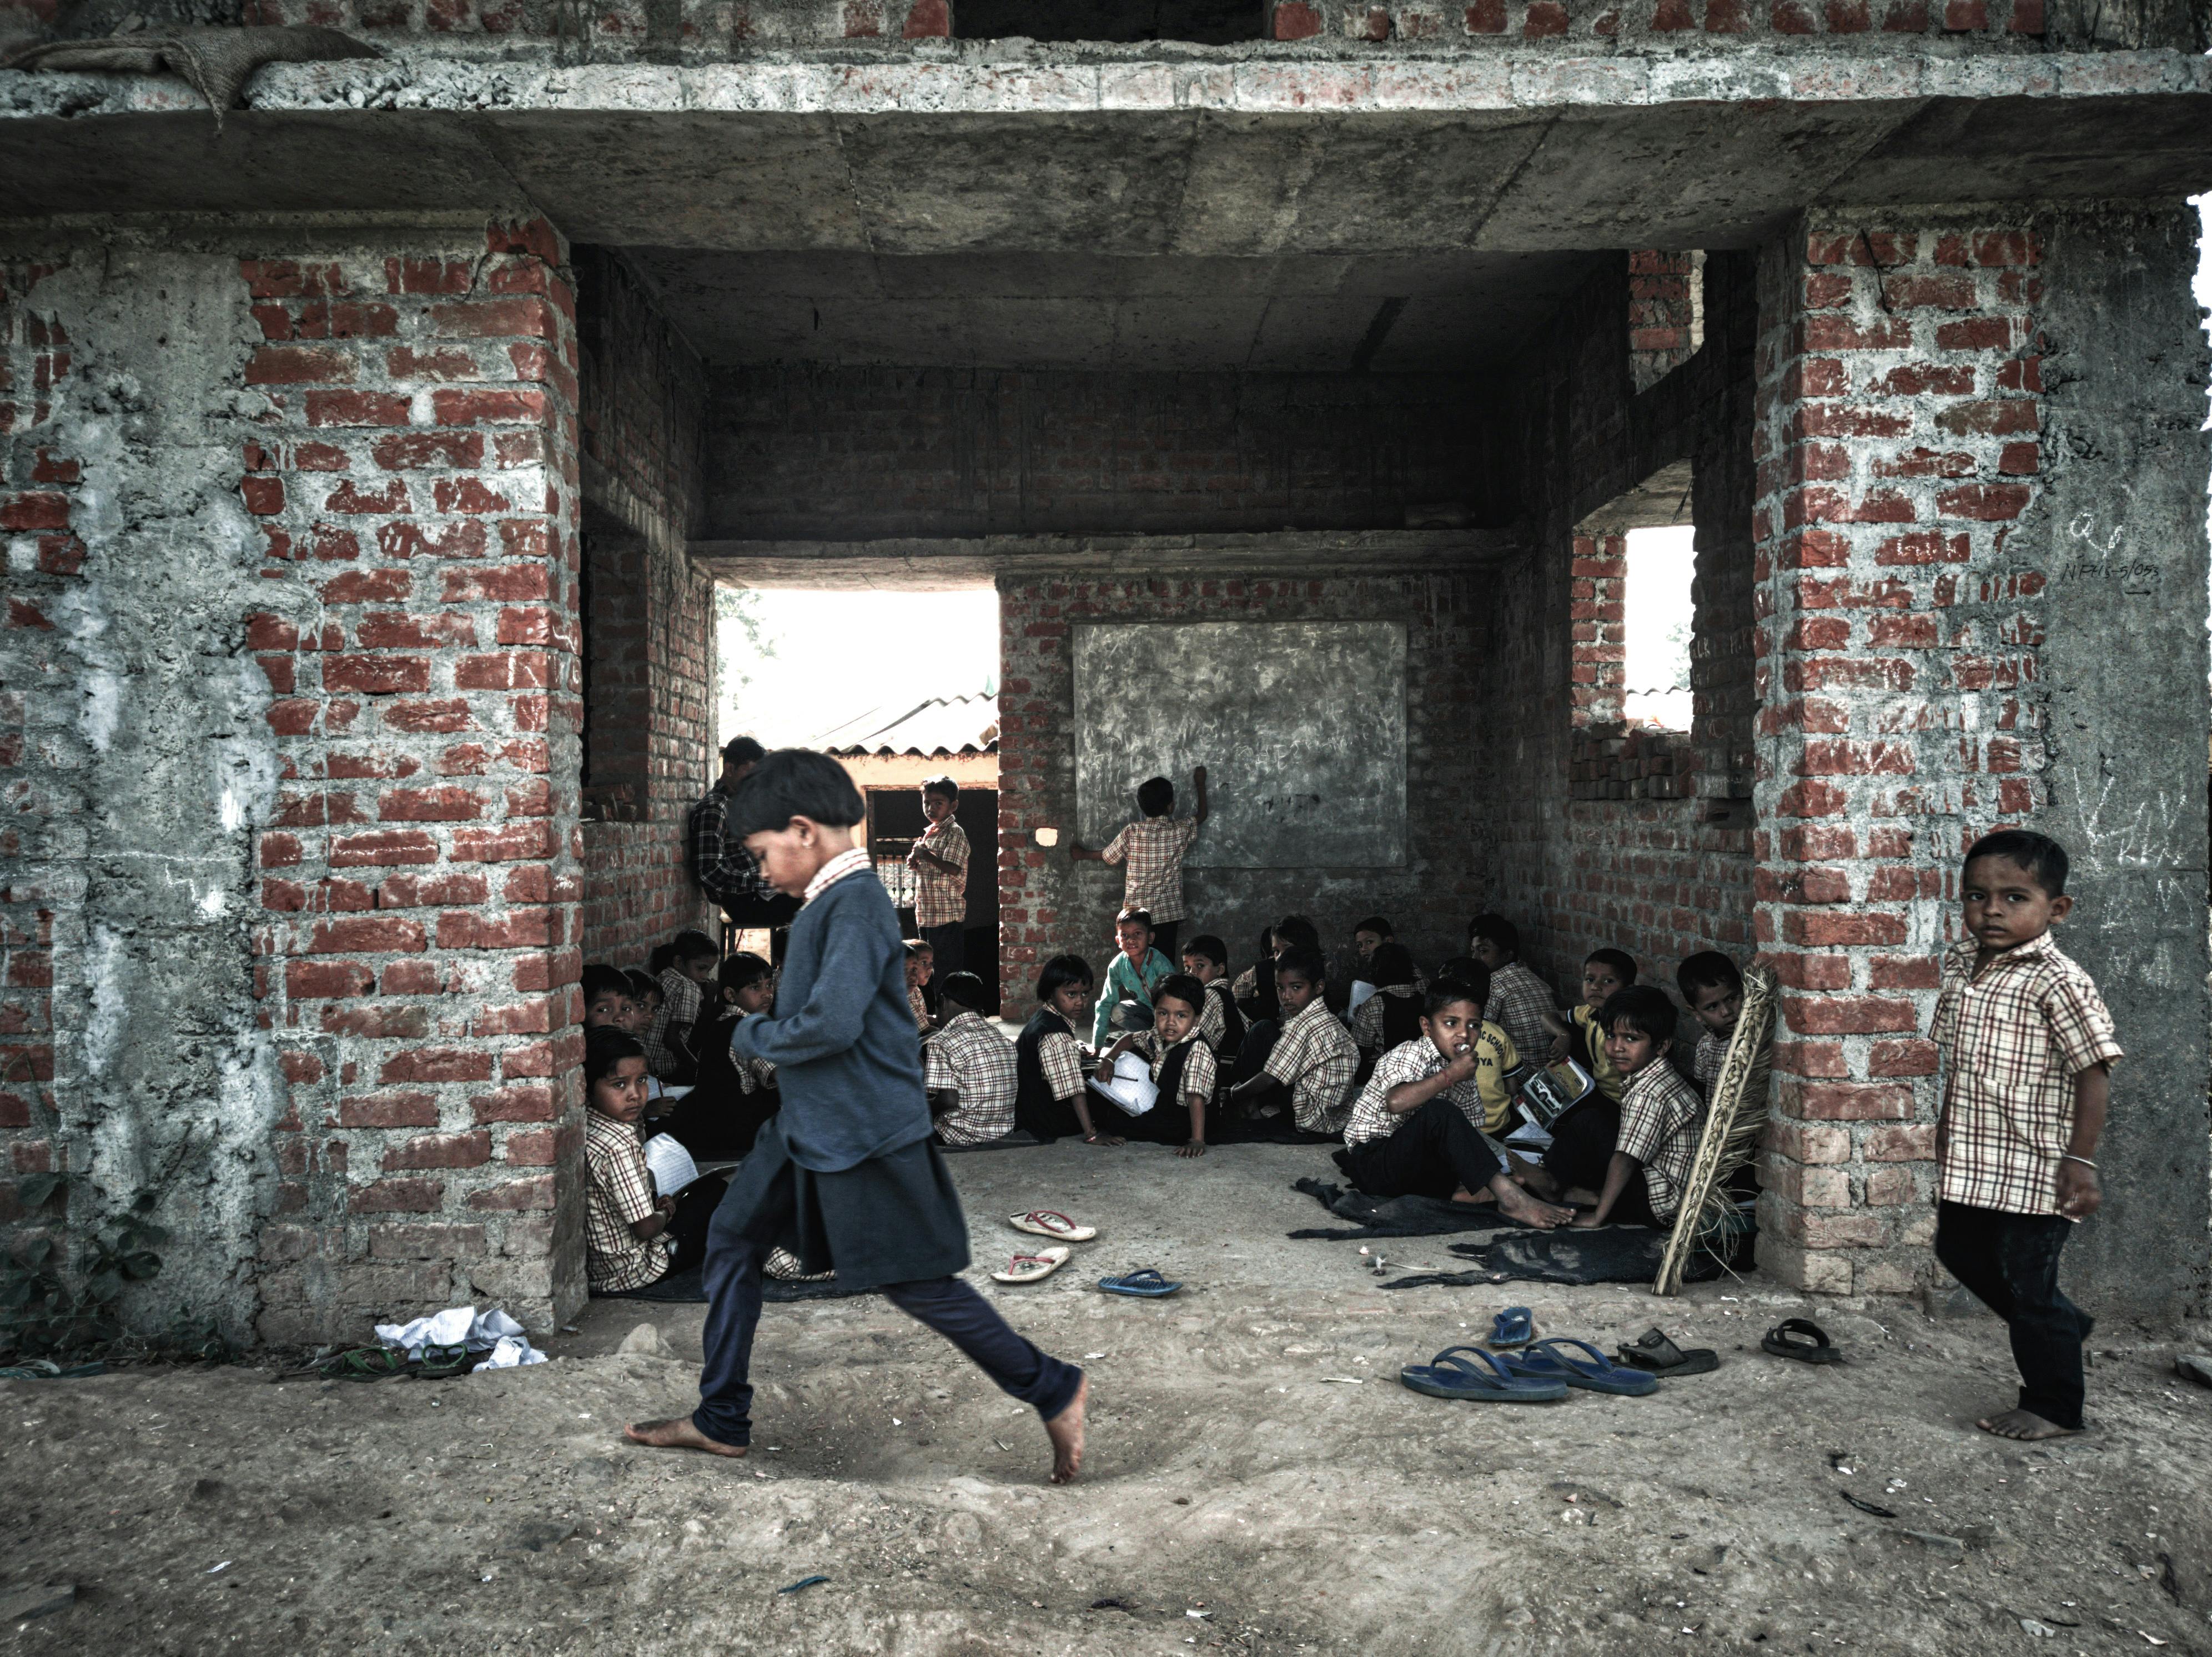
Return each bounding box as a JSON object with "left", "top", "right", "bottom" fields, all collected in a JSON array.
[{"left": 1653, "top": 962, "right": 1776, "bottom": 1297}]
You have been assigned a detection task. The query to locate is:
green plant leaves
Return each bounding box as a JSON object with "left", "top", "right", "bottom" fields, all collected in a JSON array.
[{"left": 16, "top": 1172, "right": 63, "bottom": 1209}]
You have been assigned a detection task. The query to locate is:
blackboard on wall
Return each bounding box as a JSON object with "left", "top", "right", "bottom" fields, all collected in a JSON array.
[{"left": 1072, "top": 621, "right": 1408, "bottom": 870}]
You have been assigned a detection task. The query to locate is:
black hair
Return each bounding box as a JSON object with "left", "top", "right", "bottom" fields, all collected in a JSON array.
[
  {"left": 1964, "top": 827, "right": 2069, "bottom": 897},
  {"left": 719, "top": 951, "right": 772, "bottom": 993},
  {"left": 939, "top": 970, "right": 987, "bottom": 1011},
  {"left": 581, "top": 963, "right": 632, "bottom": 1006},
  {"left": 1273, "top": 915, "right": 1321, "bottom": 952},
  {"left": 904, "top": 938, "right": 933, "bottom": 959},
  {"left": 1467, "top": 912, "right": 1521, "bottom": 958},
  {"left": 1585, "top": 947, "right": 1637, "bottom": 987},
  {"left": 1436, "top": 954, "right": 1483, "bottom": 986},
  {"left": 1598, "top": 986, "right": 1678, "bottom": 1050},
  {"left": 1136, "top": 776, "right": 1175, "bottom": 818},
  {"left": 1366, "top": 941, "right": 1417, "bottom": 987},
  {"left": 1182, "top": 933, "right": 1228, "bottom": 968},
  {"left": 1676, "top": 950, "right": 1742, "bottom": 1001},
  {"left": 1353, "top": 914, "right": 1394, "bottom": 940},
  {"left": 1154, "top": 973, "right": 1206, "bottom": 1016},
  {"left": 721, "top": 735, "right": 765, "bottom": 768},
  {"left": 1036, "top": 953, "right": 1095, "bottom": 1001},
  {"left": 670, "top": 928, "right": 717, "bottom": 965},
  {"left": 625, "top": 968, "right": 661, "bottom": 1003},
  {"left": 1275, "top": 944, "right": 1326, "bottom": 987},
  {"left": 726, "top": 747, "right": 864, "bottom": 836},
  {"left": 1115, "top": 908, "right": 1154, "bottom": 935},
  {"left": 1425, "top": 968, "right": 1491, "bottom": 1017},
  {"left": 584, "top": 1026, "right": 647, "bottom": 1089},
  {"left": 922, "top": 774, "right": 958, "bottom": 803}
]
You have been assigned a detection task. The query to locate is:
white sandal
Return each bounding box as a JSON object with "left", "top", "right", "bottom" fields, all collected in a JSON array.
[
  {"left": 991, "top": 1247, "right": 1070, "bottom": 1284},
  {"left": 1008, "top": 1209, "right": 1097, "bottom": 1242}
]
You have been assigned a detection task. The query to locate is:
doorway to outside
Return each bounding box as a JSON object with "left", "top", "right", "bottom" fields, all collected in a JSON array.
[{"left": 717, "top": 585, "right": 1003, "bottom": 1012}]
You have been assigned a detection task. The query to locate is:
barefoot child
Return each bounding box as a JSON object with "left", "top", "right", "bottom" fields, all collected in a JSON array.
[
  {"left": 1095, "top": 974, "right": 1218, "bottom": 1157},
  {"left": 1179, "top": 933, "right": 1245, "bottom": 1063},
  {"left": 1932, "top": 829, "right": 2120, "bottom": 1443},
  {"left": 923, "top": 971, "right": 1018, "bottom": 1147},
  {"left": 1544, "top": 986, "right": 1705, "bottom": 1230},
  {"left": 584, "top": 1030, "right": 727, "bottom": 1296},
  {"left": 625, "top": 750, "right": 1087, "bottom": 1483},
  {"left": 1540, "top": 947, "right": 1637, "bottom": 1103},
  {"left": 1339, "top": 976, "right": 1571, "bottom": 1229},
  {"left": 1092, "top": 908, "right": 1173, "bottom": 1049},
  {"left": 1226, "top": 945, "right": 1358, "bottom": 1137},
  {"left": 1677, "top": 950, "right": 1750, "bottom": 1102},
  {"left": 1350, "top": 941, "right": 1426, "bottom": 1059},
  {"left": 1467, "top": 913, "right": 1557, "bottom": 1068},
  {"left": 1014, "top": 955, "right": 1121, "bottom": 1146}
]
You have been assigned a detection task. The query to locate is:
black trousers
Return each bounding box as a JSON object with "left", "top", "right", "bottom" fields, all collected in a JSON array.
[
  {"left": 1342, "top": 1098, "right": 1504, "bottom": 1200},
  {"left": 1541, "top": 1097, "right": 1621, "bottom": 1193},
  {"left": 665, "top": 1171, "right": 731, "bottom": 1276},
  {"left": 1149, "top": 920, "right": 1180, "bottom": 971},
  {"left": 1934, "top": 1200, "right": 2093, "bottom": 1430},
  {"left": 921, "top": 921, "right": 964, "bottom": 996}
]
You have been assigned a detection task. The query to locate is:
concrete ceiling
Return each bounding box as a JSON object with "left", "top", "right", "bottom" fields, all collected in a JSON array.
[{"left": 624, "top": 247, "right": 1603, "bottom": 370}]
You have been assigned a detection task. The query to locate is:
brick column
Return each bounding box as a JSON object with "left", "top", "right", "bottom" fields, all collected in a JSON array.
[
  {"left": 244, "top": 221, "right": 587, "bottom": 1338},
  {"left": 1751, "top": 219, "right": 2045, "bottom": 1295}
]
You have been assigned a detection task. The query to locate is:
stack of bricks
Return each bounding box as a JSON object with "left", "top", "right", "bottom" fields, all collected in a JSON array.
[
  {"left": 1267, "top": 0, "right": 2045, "bottom": 39},
  {"left": 1750, "top": 218, "right": 2045, "bottom": 1294},
  {"left": 242, "top": 221, "right": 589, "bottom": 1338}
]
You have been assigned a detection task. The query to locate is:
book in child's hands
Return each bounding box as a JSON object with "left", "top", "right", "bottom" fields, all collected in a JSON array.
[
  {"left": 644, "top": 1133, "right": 701, "bottom": 1197},
  {"left": 1085, "top": 1051, "right": 1158, "bottom": 1118},
  {"left": 1510, "top": 1058, "right": 1596, "bottom": 1131}
]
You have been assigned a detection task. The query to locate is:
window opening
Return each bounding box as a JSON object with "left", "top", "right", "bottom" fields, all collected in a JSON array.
[{"left": 1621, "top": 524, "right": 1695, "bottom": 731}]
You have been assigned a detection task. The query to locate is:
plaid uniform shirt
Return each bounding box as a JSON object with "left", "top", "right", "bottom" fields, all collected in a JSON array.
[
  {"left": 1265, "top": 999, "right": 1360, "bottom": 1134},
  {"left": 1345, "top": 1037, "right": 1476, "bottom": 1148},
  {"left": 1693, "top": 1028, "right": 1727, "bottom": 1102},
  {"left": 685, "top": 784, "right": 776, "bottom": 911},
  {"left": 1616, "top": 1059, "right": 1706, "bottom": 1222},
  {"left": 1195, "top": 983, "right": 1228, "bottom": 1050},
  {"left": 584, "top": 1111, "right": 671, "bottom": 1293},
  {"left": 911, "top": 819, "right": 970, "bottom": 929},
  {"left": 1933, "top": 933, "right": 2122, "bottom": 1216},
  {"left": 1484, "top": 961, "right": 1556, "bottom": 1068},
  {"left": 1035, "top": 1025, "right": 1087, "bottom": 1102},
  {"left": 644, "top": 967, "right": 704, "bottom": 1079},
  {"left": 1129, "top": 1028, "right": 1219, "bottom": 1104},
  {"left": 923, "top": 1011, "right": 1018, "bottom": 1146},
  {"left": 1350, "top": 985, "right": 1423, "bottom": 1056},
  {"left": 1101, "top": 816, "right": 1199, "bottom": 923}
]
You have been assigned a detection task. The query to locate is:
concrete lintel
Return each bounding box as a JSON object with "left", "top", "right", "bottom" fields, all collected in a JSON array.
[
  {"left": 1577, "top": 457, "right": 1696, "bottom": 535},
  {"left": 693, "top": 528, "right": 1521, "bottom": 589}
]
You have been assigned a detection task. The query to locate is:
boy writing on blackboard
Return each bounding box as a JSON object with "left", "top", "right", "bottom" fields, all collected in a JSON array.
[
  {"left": 625, "top": 750, "right": 1088, "bottom": 1483},
  {"left": 1070, "top": 767, "right": 1208, "bottom": 967}
]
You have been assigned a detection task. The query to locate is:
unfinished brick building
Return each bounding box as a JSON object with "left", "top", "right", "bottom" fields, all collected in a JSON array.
[{"left": 1, "top": 1, "right": 2206, "bottom": 1341}]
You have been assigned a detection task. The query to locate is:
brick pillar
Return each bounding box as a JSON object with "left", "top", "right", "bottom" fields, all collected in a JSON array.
[
  {"left": 1568, "top": 531, "right": 1626, "bottom": 727},
  {"left": 1628, "top": 250, "right": 1700, "bottom": 393},
  {"left": 245, "top": 221, "right": 587, "bottom": 1338},
  {"left": 1751, "top": 219, "right": 2045, "bottom": 1295}
]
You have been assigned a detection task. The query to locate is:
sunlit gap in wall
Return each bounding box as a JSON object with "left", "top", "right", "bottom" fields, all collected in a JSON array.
[{"left": 1621, "top": 524, "right": 1695, "bottom": 731}]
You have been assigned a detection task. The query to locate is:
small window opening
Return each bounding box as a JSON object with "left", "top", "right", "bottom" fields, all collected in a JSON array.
[
  {"left": 1621, "top": 524, "right": 1695, "bottom": 731},
  {"left": 954, "top": 0, "right": 1263, "bottom": 42}
]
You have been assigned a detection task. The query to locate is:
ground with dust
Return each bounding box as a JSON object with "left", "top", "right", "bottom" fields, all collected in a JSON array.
[{"left": 4, "top": 1142, "right": 2209, "bottom": 1655}]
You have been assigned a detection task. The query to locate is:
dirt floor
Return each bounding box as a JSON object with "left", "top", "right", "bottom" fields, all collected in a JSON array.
[{"left": 4, "top": 1140, "right": 2210, "bottom": 1656}]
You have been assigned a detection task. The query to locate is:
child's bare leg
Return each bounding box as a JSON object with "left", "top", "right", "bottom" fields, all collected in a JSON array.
[
  {"left": 881, "top": 1276, "right": 1088, "bottom": 1485},
  {"left": 1046, "top": 1373, "right": 1088, "bottom": 1484},
  {"left": 1514, "top": 1157, "right": 1565, "bottom": 1199},
  {"left": 1976, "top": 1407, "right": 2080, "bottom": 1442},
  {"left": 1486, "top": 1173, "right": 1573, "bottom": 1229},
  {"left": 624, "top": 1417, "right": 748, "bottom": 1458}
]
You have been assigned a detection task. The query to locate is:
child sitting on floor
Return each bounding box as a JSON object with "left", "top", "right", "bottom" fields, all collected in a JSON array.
[
  {"left": 1351, "top": 941, "right": 1426, "bottom": 1059},
  {"left": 583, "top": 963, "right": 636, "bottom": 1032},
  {"left": 1521, "top": 986, "right": 1706, "bottom": 1230},
  {"left": 1339, "top": 976, "right": 1570, "bottom": 1228},
  {"left": 1226, "top": 944, "right": 1358, "bottom": 1137},
  {"left": 1677, "top": 950, "right": 1753, "bottom": 1102},
  {"left": 1467, "top": 913, "right": 1557, "bottom": 1069},
  {"left": 1179, "top": 933, "right": 1245, "bottom": 1063},
  {"left": 1093, "top": 973, "right": 1219, "bottom": 1157},
  {"left": 1092, "top": 907, "right": 1173, "bottom": 1048},
  {"left": 1014, "top": 955, "right": 1112, "bottom": 1146},
  {"left": 645, "top": 930, "right": 721, "bottom": 1082},
  {"left": 923, "top": 971, "right": 1018, "bottom": 1148},
  {"left": 624, "top": 969, "right": 662, "bottom": 1038},
  {"left": 1351, "top": 915, "right": 1394, "bottom": 971},
  {"left": 584, "top": 1028, "right": 728, "bottom": 1296},
  {"left": 1070, "top": 768, "right": 1208, "bottom": 967},
  {"left": 657, "top": 952, "right": 780, "bottom": 1160},
  {"left": 903, "top": 939, "right": 935, "bottom": 1033},
  {"left": 1541, "top": 947, "right": 1637, "bottom": 1103}
]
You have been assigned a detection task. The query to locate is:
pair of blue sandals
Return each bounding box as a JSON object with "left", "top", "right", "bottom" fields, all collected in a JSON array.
[{"left": 1399, "top": 1306, "right": 1659, "bottom": 1403}]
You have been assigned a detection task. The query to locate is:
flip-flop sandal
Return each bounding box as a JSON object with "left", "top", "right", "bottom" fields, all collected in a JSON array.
[
  {"left": 321, "top": 1347, "right": 411, "bottom": 1383},
  {"left": 1400, "top": 1345, "right": 1568, "bottom": 1403},
  {"left": 414, "top": 1342, "right": 477, "bottom": 1379},
  {"left": 1762, "top": 1317, "right": 1843, "bottom": 1364},
  {"left": 1099, "top": 1268, "right": 1182, "bottom": 1298},
  {"left": 1009, "top": 1210, "right": 1097, "bottom": 1242},
  {"left": 1616, "top": 1328, "right": 1720, "bottom": 1377},
  {"left": 1497, "top": 1337, "right": 1660, "bottom": 1397},
  {"left": 0, "top": 1358, "right": 105, "bottom": 1380},
  {"left": 1489, "top": 1306, "right": 1536, "bottom": 1350},
  {"left": 991, "top": 1247, "right": 1071, "bottom": 1284}
]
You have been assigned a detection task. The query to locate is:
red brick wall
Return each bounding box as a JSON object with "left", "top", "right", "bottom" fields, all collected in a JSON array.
[
  {"left": 241, "top": 221, "right": 590, "bottom": 1340},
  {"left": 1628, "top": 251, "right": 1700, "bottom": 394},
  {"left": 997, "top": 572, "right": 1486, "bottom": 1007},
  {"left": 1751, "top": 219, "right": 2046, "bottom": 1296}
]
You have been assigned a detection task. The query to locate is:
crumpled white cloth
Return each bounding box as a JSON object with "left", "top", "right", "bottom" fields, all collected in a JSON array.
[{"left": 373, "top": 1305, "right": 546, "bottom": 1368}]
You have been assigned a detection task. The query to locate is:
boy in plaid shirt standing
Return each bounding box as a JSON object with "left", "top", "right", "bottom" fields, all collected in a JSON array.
[
  {"left": 1933, "top": 829, "right": 2121, "bottom": 1442},
  {"left": 907, "top": 775, "right": 969, "bottom": 996},
  {"left": 1072, "top": 767, "right": 1208, "bottom": 966}
]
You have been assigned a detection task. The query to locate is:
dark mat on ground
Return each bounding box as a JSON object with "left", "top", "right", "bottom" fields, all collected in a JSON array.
[
  {"left": 1228, "top": 1117, "right": 1341, "bottom": 1146},
  {"left": 591, "top": 1268, "right": 873, "bottom": 1304},
  {"left": 1375, "top": 1223, "right": 1752, "bottom": 1289},
  {"left": 1285, "top": 1177, "right": 1537, "bottom": 1240},
  {"left": 939, "top": 1129, "right": 1042, "bottom": 1153}
]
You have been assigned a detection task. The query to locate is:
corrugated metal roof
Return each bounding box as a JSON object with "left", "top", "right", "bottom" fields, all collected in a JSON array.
[{"left": 814, "top": 693, "right": 999, "bottom": 758}]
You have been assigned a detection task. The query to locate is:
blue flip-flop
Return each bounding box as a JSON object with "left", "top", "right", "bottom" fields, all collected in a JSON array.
[
  {"left": 1400, "top": 1345, "right": 1568, "bottom": 1403},
  {"left": 1489, "top": 1306, "right": 1535, "bottom": 1349},
  {"left": 1099, "top": 1268, "right": 1182, "bottom": 1298},
  {"left": 1497, "top": 1336, "right": 1660, "bottom": 1397}
]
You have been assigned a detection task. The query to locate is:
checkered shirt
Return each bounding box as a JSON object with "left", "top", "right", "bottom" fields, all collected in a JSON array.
[
  {"left": 908, "top": 983, "right": 932, "bottom": 1033},
  {"left": 1345, "top": 1037, "right": 1471, "bottom": 1148},
  {"left": 1693, "top": 1028, "right": 1727, "bottom": 1102},
  {"left": 1035, "top": 1025, "right": 1087, "bottom": 1101},
  {"left": 685, "top": 784, "right": 776, "bottom": 912},
  {"left": 1933, "top": 932, "right": 2123, "bottom": 1216},
  {"left": 1265, "top": 999, "right": 1360, "bottom": 1134},
  {"left": 1351, "top": 985, "right": 1424, "bottom": 1056},
  {"left": 1100, "top": 816, "right": 1199, "bottom": 923},
  {"left": 733, "top": 1053, "right": 777, "bottom": 1096},
  {"left": 923, "top": 1011, "right": 1018, "bottom": 1146},
  {"left": 644, "top": 967, "right": 703, "bottom": 1080},
  {"left": 803, "top": 846, "right": 874, "bottom": 905},
  {"left": 1130, "top": 1028, "right": 1218, "bottom": 1105},
  {"left": 1615, "top": 1058, "right": 1707, "bottom": 1223},
  {"left": 584, "top": 1111, "right": 671, "bottom": 1293},
  {"left": 1484, "top": 961, "right": 1557, "bottom": 1069},
  {"left": 911, "top": 818, "right": 970, "bottom": 929},
  {"left": 1195, "top": 982, "right": 1229, "bottom": 1051}
]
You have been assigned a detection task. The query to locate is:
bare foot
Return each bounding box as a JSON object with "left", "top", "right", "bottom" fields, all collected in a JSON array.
[
  {"left": 1560, "top": 1186, "right": 1600, "bottom": 1207},
  {"left": 1512, "top": 1158, "right": 1562, "bottom": 1200},
  {"left": 1045, "top": 1373, "right": 1088, "bottom": 1484},
  {"left": 623, "top": 1416, "right": 748, "bottom": 1458},
  {"left": 1492, "top": 1179, "right": 1575, "bottom": 1230},
  {"left": 1447, "top": 1186, "right": 1497, "bottom": 1206},
  {"left": 1976, "top": 1407, "right": 2080, "bottom": 1442}
]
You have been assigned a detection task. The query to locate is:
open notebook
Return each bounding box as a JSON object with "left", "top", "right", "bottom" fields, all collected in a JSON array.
[{"left": 1085, "top": 1050, "right": 1158, "bottom": 1117}]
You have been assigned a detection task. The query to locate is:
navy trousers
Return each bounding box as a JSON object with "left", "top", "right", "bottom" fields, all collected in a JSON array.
[
  {"left": 921, "top": 921, "right": 964, "bottom": 998},
  {"left": 691, "top": 1158, "right": 1083, "bottom": 1448},
  {"left": 1934, "top": 1199, "right": 2092, "bottom": 1430}
]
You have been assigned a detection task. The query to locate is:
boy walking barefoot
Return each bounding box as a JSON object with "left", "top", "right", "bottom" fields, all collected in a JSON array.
[
  {"left": 1933, "top": 829, "right": 2121, "bottom": 1443},
  {"left": 625, "top": 750, "right": 1087, "bottom": 1484}
]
